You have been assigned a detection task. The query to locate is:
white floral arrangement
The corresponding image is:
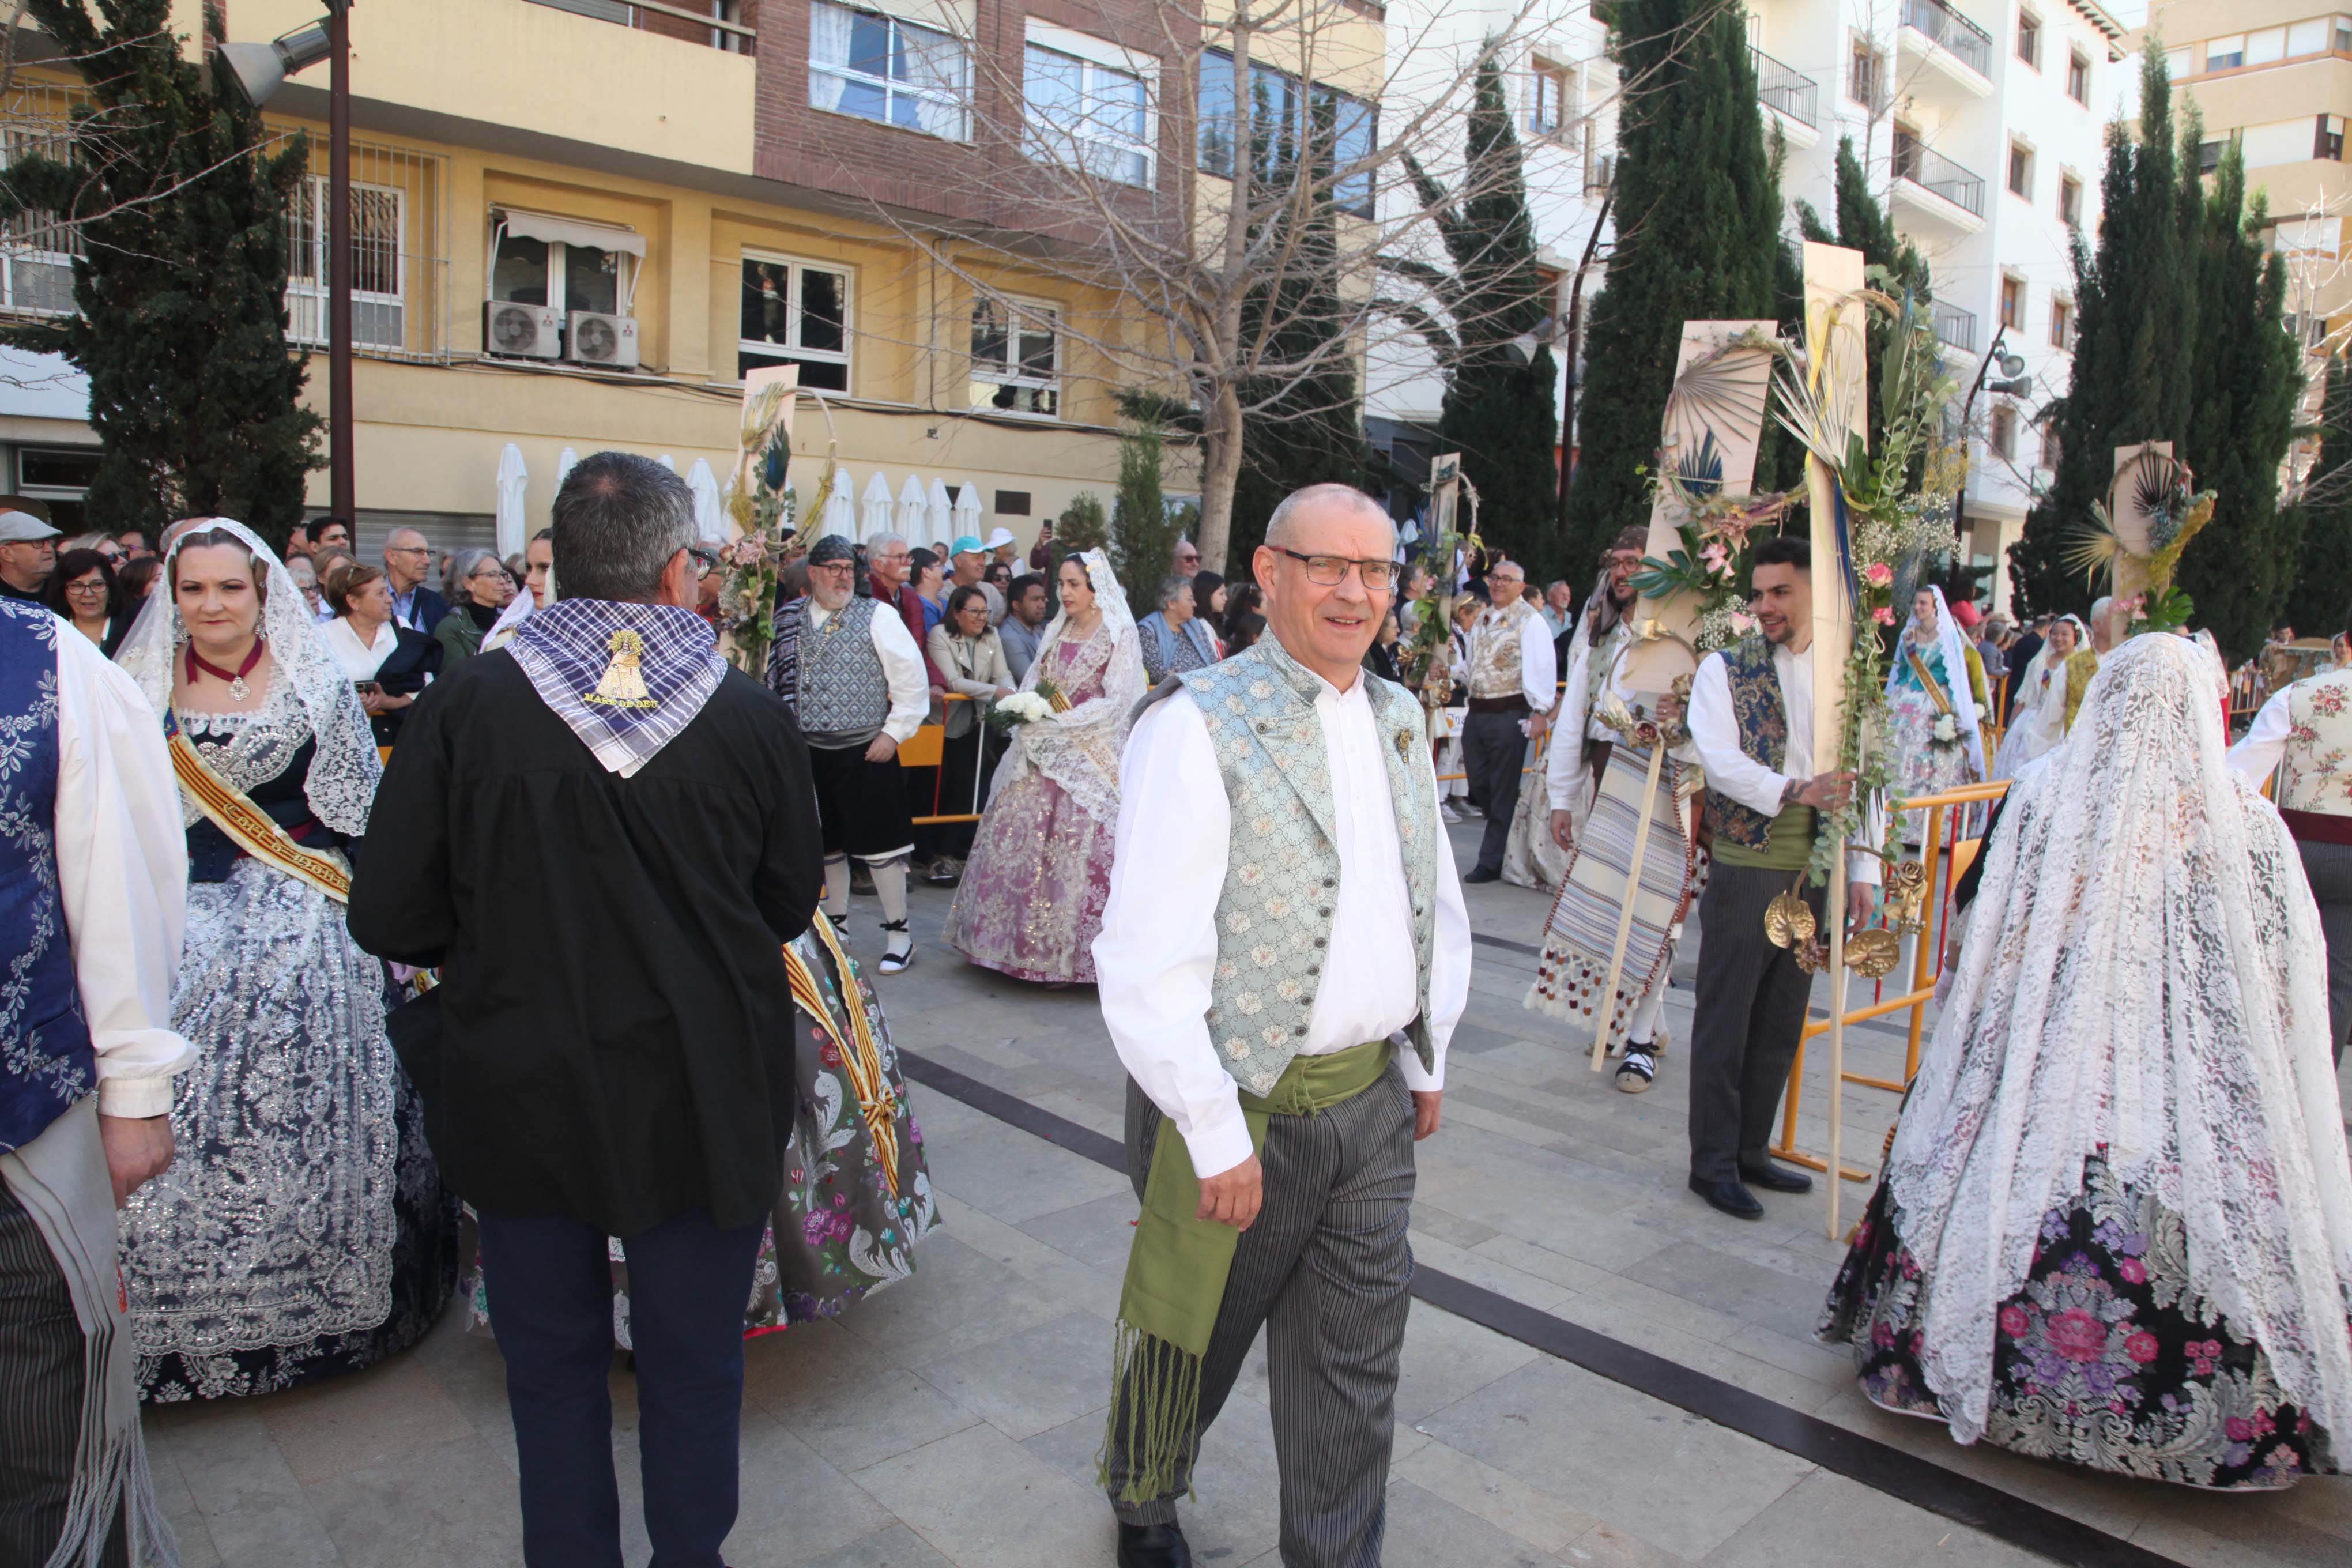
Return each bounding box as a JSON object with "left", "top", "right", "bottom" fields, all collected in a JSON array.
[
  {"left": 989, "top": 691, "right": 1056, "bottom": 730},
  {"left": 1931, "top": 713, "right": 1959, "bottom": 747}
]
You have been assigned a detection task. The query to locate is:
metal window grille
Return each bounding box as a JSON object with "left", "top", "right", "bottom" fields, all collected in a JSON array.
[
  {"left": 280, "top": 135, "right": 450, "bottom": 363},
  {"left": 0, "top": 82, "right": 87, "bottom": 321}
]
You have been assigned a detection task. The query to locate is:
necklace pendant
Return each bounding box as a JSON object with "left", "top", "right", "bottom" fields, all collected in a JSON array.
[{"left": 229, "top": 676, "right": 249, "bottom": 702}]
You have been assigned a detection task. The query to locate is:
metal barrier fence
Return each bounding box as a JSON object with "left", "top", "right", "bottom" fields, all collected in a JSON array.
[
  {"left": 1770, "top": 779, "right": 2012, "bottom": 1197},
  {"left": 901, "top": 692, "right": 984, "bottom": 826}
]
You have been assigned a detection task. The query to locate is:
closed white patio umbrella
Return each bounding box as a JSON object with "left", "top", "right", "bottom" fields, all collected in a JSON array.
[
  {"left": 862, "top": 472, "right": 895, "bottom": 542},
  {"left": 925, "top": 478, "right": 954, "bottom": 543},
  {"left": 823, "top": 467, "right": 858, "bottom": 541},
  {"left": 657, "top": 453, "right": 677, "bottom": 472},
  {"left": 686, "top": 459, "right": 723, "bottom": 542},
  {"left": 896, "top": 475, "right": 928, "bottom": 540},
  {"left": 953, "top": 481, "right": 984, "bottom": 540},
  {"left": 494, "top": 443, "right": 529, "bottom": 557},
  {"left": 556, "top": 447, "right": 580, "bottom": 489}
]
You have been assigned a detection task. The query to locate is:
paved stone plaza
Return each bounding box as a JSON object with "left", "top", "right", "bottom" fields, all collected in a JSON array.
[{"left": 140, "top": 821, "right": 2352, "bottom": 1567}]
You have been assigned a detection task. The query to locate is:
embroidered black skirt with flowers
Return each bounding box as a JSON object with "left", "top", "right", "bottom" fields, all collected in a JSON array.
[{"left": 1820, "top": 1155, "right": 2339, "bottom": 1490}]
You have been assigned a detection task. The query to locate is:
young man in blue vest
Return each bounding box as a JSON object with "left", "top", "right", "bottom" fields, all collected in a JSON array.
[
  {"left": 1682, "top": 534, "right": 1879, "bottom": 1220},
  {"left": 1091, "top": 483, "right": 1472, "bottom": 1568},
  {"left": 0, "top": 599, "right": 191, "bottom": 1566}
]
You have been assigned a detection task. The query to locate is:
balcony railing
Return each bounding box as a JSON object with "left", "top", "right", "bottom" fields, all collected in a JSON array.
[
  {"left": 527, "top": 0, "right": 755, "bottom": 52},
  {"left": 1900, "top": 0, "right": 1992, "bottom": 77},
  {"left": 1751, "top": 46, "right": 1819, "bottom": 128},
  {"left": 1893, "top": 132, "right": 1986, "bottom": 217},
  {"left": 1932, "top": 299, "right": 1977, "bottom": 353}
]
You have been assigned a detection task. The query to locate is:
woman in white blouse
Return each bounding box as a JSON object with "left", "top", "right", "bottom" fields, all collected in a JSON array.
[{"left": 323, "top": 560, "right": 439, "bottom": 745}]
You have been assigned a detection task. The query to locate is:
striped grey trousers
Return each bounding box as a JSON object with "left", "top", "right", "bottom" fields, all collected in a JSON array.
[
  {"left": 0, "top": 1169, "right": 124, "bottom": 1568},
  {"left": 1688, "top": 861, "right": 1823, "bottom": 1183},
  {"left": 1106, "top": 1062, "right": 1417, "bottom": 1568}
]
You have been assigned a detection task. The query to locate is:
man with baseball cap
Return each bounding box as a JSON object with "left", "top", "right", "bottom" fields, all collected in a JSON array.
[
  {"left": 0, "top": 508, "right": 61, "bottom": 603},
  {"left": 948, "top": 534, "right": 1003, "bottom": 625}
]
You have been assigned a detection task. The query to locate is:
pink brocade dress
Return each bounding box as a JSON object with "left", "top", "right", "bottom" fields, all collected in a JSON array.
[{"left": 944, "top": 634, "right": 1125, "bottom": 983}]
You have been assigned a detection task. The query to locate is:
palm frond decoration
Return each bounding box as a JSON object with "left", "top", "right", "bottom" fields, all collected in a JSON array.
[
  {"left": 1663, "top": 340, "right": 1773, "bottom": 450},
  {"left": 1671, "top": 429, "right": 1726, "bottom": 497},
  {"left": 2064, "top": 502, "right": 2123, "bottom": 586}
]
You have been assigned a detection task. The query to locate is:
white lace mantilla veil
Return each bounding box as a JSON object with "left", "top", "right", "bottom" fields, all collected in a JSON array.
[
  {"left": 1885, "top": 632, "right": 2352, "bottom": 1447},
  {"left": 990, "top": 546, "right": 1146, "bottom": 820},
  {"left": 1887, "top": 583, "right": 1985, "bottom": 778},
  {"left": 114, "top": 517, "right": 383, "bottom": 833}
]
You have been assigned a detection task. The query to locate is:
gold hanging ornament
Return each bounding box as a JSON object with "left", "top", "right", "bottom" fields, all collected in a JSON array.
[
  {"left": 1844, "top": 928, "right": 1902, "bottom": 979},
  {"left": 1763, "top": 883, "right": 1816, "bottom": 950},
  {"left": 1884, "top": 859, "right": 1931, "bottom": 937}
]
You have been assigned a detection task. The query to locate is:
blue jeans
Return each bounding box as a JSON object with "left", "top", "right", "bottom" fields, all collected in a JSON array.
[{"left": 477, "top": 1206, "right": 766, "bottom": 1568}]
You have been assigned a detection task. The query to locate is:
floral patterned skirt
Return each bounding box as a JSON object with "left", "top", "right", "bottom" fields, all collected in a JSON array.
[
  {"left": 1886, "top": 683, "right": 1980, "bottom": 847},
  {"left": 943, "top": 769, "right": 1115, "bottom": 983},
  {"left": 1820, "top": 1157, "right": 2339, "bottom": 1490}
]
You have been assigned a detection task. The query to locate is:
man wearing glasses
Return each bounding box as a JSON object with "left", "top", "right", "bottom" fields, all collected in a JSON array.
[
  {"left": 382, "top": 526, "right": 450, "bottom": 635},
  {"left": 1092, "top": 484, "right": 1470, "bottom": 1568},
  {"left": 1455, "top": 558, "right": 1557, "bottom": 883}
]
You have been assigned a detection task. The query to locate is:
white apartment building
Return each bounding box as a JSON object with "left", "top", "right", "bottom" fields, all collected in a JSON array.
[
  {"left": 1373, "top": 2, "right": 2128, "bottom": 615},
  {"left": 1749, "top": 0, "right": 2129, "bottom": 615},
  {"left": 1364, "top": 2, "right": 1615, "bottom": 513}
]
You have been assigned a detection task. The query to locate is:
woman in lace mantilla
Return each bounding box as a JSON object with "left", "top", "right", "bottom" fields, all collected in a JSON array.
[
  {"left": 112, "top": 521, "right": 455, "bottom": 1401},
  {"left": 1821, "top": 634, "right": 2352, "bottom": 1490},
  {"left": 1883, "top": 585, "right": 1987, "bottom": 846},
  {"left": 944, "top": 549, "right": 1146, "bottom": 983}
]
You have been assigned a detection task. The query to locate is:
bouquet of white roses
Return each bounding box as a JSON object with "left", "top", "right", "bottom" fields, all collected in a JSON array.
[
  {"left": 988, "top": 691, "right": 1056, "bottom": 732},
  {"left": 1930, "top": 713, "right": 1959, "bottom": 748}
]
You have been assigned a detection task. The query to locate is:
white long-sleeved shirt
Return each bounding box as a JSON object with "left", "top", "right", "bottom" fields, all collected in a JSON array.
[
  {"left": 1546, "top": 619, "right": 1637, "bottom": 811},
  {"left": 2227, "top": 685, "right": 2293, "bottom": 790},
  {"left": 1454, "top": 604, "right": 1558, "bottom": 713},
  {"left": 51, "top": 621, "right": 194, "bottom": 1117},
  {"left": 1091, "top": 669, "right": 1473, "bottom": 1178},
  {"left": 1688, "top": 642, "right": 1880, "bottom": 886},
  {"left": 806, "top": 597, "right": 930, "bottom": 745}
]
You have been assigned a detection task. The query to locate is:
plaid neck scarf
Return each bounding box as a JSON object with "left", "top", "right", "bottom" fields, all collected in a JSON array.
[{"left": 509, "top": 598, "right": 726, "bottom": 777}]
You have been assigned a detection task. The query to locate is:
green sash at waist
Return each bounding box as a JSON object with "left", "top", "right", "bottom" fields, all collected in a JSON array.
[
  {"left": 1712, "top": 800, "right": 1816, "bottom": 872},
  {"left": 1101, "top": 1038, "right": 1392, "bottom": 1501}
]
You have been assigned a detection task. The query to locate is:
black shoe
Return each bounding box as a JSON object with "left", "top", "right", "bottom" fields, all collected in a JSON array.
[
  {"left": 1688, "top": 1174, "right": 1764, "bottom": 1220},
  {"left": 1463, "top": 866, "right": 1502, "bottom": 884},
  {"left": 1738, "top": 1159, "right": 1814, "bottom": 1193},
  {"left": 1116, "top": 1521, "right": 1192, "bottom": 1568}
]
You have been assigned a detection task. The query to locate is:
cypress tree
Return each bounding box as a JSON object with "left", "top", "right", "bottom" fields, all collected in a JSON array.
[
  {"left": 2011, "top": 47, "right": 2194, "bottom": 616},
  {"left": 1565, "top": 0, "right": 1782, "bottom": 570},
  {"left": 2286, "top": 356, "right": 2352, "bottom": 637},
  {"left": 0, "top": 0, "right": 322, "bottom": 548},
  {"left": 2178, "top": 141, "right": 2304, "bottom": 658},
  {"left": 1394, "top": 55, "right": 1556, "bottom": 570},
  {"left": 1110, "top": 416, "right": 1175, "bottom": 618}
]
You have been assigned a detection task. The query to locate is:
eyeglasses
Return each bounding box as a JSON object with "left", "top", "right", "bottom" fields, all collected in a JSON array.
[
  {"left": 386, "top": 545, "right": 431, "bottom": 557},
  {"left": 1276, "top": 548, "right": 1399, "bottom": 591},
  {"left": 808, "top": 559, "right": 857, "bottom": 574},
  {"left": 688, "top": 546, "right": 719, "bottom": 580},
  {"left": 65, "top": 578, "right": 107, "bottom": 596},
  {"left": 470, "top": 568, "right": 514, "bottom": 585}
]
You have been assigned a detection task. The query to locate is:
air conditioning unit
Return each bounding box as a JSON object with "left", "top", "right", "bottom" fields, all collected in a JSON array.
[
  {"left": 567, "top": 311, "right": 640, "bottom": 369},
  {"left": 485, "top": 301, "right": 563, "bottom": 359}
]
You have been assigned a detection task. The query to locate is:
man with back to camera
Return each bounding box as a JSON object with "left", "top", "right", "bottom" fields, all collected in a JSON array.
[
  {"left": 349, "top": 451, "right": 824, "bottom": 1568},
  {"left": 1092, "top": 482, "right": 1471, "bottom": 1567},
  {"left": 1682, "top": 533, "right": 1880, "bottom": 1220}
]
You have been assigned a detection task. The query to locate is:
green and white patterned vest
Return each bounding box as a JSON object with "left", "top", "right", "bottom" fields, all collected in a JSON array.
[{"left": 1154, "top": 637, "right": 1441, "bottom": 1096}]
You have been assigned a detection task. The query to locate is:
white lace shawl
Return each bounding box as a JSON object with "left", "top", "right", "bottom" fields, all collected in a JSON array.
[
  {"left": 989, "top": 548, "right": 1146, "bottom": 822},
  {"left": 1886, "top": 633, "right": 2352, "bottom": 1445},
  {"left": 112, "top": 518, "right": 383, "bottom": 835}
]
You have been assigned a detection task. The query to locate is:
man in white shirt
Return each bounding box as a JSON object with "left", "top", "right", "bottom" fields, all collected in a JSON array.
[
  {"left": 1457, "top": 560, "right": 1558, "bottom": 882},
  {"left": 0, "top": 600, "right": 192, "bottom": 1566},
  {"left": 766, "top": 536, "right": 930, "bottom": 972},
  {"left": 1091, "top": 483, "right": 1470, "bottom": 1568},
  {"left": 1683, "top": 534, "right": 1879, "bottom": 1220}
]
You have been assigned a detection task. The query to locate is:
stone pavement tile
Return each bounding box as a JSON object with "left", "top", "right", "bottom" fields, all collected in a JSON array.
[
  {"left": 1408, "top": 1229, "right": 1577, "bottom": 1313},
  {"left": 1378, "top": 1476, "right": 1575, "bottom": 1565},
  {"left": 1720, "top": 1320, "right": 1864, "bottom": 1392},
  {"left": 303, "top": 1428, "right": 523, "bottom": 1568},
  {"left": 146, "top": 1442, "right": 225, "bottom": 1568},
  {"left": 257, "top": 1351, "right": 470, "bottom": 1486},
  {"left": 1013, "top": 1189, "right": 1143, "bottom": 1276},
  {"left": 1691, "top": 1469, "right": 2045, "bottom": 1568},
  {"left": 1442, "top": 1096, "right": 1585, "bottom": 1155},
  {"left": 1027, "top": 1390, "right": 1286, "bottom": 1562},
  {"left": 785, "top": 1523, "right": 958, "bottom": 1568},
  {"left": 1016, "top": 1087, "right": 1124, "bottom": 1140},
  {"left": 1532, "top": 1297, "right": 1840, "bottom": 1415},
  {"left": 144, "top": 1400, "right": 343, "bottom": 1567},
  {"left": 721, "top": 1412, "right": 902, "bottom": 1565},
  {"left": 1417, "top": 1358, "right": 1814, "bottom": 1561},
  {"left": 853, "top": 1423, "right": 1115, "bottom": 1567},
  {"left": 1465, "top": 1232, "right": 1616, "bottom": 1296},
  {"left": 2123, "top": 1516, "right": 2319, "bottom": 1568},
  {"left": 1394, "top": 1303, "right": 1542, "bottom": 1424},
  {"left": 2121, "top": 1474, "right": 2352, "bottom": 1565},
  {"left": 421, "top": 1324, "right": 522, "bottom": 1475},
  {"left": 913, "top": 1311, "right": 1115, "bottom": 1441},
  {"left": 744, "top": 1317, "right": 982, "bottom": 1475},
  {"left": 1552, "top": 1522, "right": 1694, "bottom": 1568},
  {"left": 836, "top": 1232, "right": 1084, "bottom": 1367},
  {"left": 922, "top": 1113, "right": 1132, "bottom": 1225},
  {"left": 928, "top": 1191, "right": 1121, "bottom": 1321},
  {"left": 1621, "top": 1241, "right": 1839, "bottom": 1344},
  {"left": 1395, "top": 1439, "right": 1610, "bottom": 1554}
]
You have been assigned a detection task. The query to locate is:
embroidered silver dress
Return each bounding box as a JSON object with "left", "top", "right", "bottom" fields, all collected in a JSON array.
[{"left": 110, "top": 548, "right": 458, "bottom": 1401}]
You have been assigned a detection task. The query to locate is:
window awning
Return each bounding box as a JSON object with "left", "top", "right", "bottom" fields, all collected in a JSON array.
[{"left": 494, "top": 208, "right": 646, "bottom": 258}]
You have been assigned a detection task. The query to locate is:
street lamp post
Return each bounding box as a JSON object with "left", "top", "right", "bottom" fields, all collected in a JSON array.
[{"left": 215, "top": 3, "right": 354, "bottom": 519}]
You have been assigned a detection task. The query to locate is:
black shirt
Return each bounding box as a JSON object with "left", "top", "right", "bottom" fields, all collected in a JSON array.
[
  {"left": 348, "top": 649, "right": 824, "bottom": 1237},
  {"left": 0, "top": 578, "right": 42, "bottom": 604}
]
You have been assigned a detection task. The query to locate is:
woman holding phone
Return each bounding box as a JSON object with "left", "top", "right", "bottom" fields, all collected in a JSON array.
[{"left": 323, "top": 560, "right": 440, "bottom": 745}]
